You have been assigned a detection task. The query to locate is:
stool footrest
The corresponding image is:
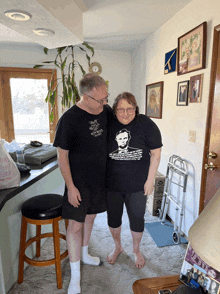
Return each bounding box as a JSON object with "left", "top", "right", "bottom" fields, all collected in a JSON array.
[
  {"left": 24, "top": 250, "right": 68, "bottom": 267},
  {"left": 24, "top": 232, "right": 68, "bottom": 267},
  {"left": 25, "top": 232, "right": 66, "bottom": 249}
]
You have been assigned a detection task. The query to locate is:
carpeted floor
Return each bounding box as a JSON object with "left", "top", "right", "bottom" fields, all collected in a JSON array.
[{"left": 8, "top": 209, "right": 187, "bottom": 294}]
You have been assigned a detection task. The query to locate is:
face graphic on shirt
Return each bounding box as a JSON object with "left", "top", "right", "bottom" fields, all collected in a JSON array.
[
  {"left": 109, "top": 128, "right": 143, "bottom": 161},
  {"left": 115, "top": 131, "right": 129, "bottom": 149}
]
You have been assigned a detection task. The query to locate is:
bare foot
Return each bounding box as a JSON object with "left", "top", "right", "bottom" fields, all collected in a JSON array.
[
  {"left": 134, "top": 252, "right": 145, "bottom": 269},
  {"left": 107, "top": 247, "right": 123, "bottom": 264}
]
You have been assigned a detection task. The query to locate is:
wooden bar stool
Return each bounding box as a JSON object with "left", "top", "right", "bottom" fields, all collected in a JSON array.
[{"left": 18, "top": 194, "right": 68, "bottom": 289}]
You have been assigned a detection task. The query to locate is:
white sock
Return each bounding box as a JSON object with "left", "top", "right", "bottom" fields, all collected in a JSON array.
[
  {"left": 68, "top": 261, "right": 81, "bottom": 294},
  {"left": 81, "top": 245, "right": 100, "bottom": 266}
]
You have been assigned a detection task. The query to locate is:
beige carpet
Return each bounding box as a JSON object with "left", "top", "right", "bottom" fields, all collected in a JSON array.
[{"left": 8, "top": 209, "right": 187, "bottom": 294}]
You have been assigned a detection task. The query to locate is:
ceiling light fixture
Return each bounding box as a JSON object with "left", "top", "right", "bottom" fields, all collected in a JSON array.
[
  {"left": 33, "top": 28, "right": 55, "bottom": 37},
  {"left": 4, "top": 10, "right": 32, "bottom": 21}
]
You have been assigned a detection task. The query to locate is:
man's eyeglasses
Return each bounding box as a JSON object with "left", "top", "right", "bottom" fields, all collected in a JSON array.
[
  {"left": 85, "top": 93, "right": 109, "bottom": 104},
  {"left": 116, "top": 108, "right": 135, "bottom": 115}
]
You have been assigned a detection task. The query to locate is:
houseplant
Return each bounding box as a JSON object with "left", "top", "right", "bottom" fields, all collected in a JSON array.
[{"left": 34, "top": 42, "right": 94, "bottom": 121}]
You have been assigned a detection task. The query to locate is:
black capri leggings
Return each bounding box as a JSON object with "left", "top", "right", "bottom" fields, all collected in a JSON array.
[{"left": 107, "top": 191, "right": 147, "bottom": 233}]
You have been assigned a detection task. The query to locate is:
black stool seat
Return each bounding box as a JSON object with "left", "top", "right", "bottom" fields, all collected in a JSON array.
[{"left": 21, "top": 194, "right": 63, "bottom": 220}]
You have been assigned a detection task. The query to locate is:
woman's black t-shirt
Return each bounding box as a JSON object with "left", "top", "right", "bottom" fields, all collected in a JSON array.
[{"left": 106, "top": 114, "right": 163, "bottom": 193}]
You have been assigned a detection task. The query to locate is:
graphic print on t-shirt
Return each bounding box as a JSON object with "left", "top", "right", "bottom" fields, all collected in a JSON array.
[
  {"left": 109, "top": 128, "right": 143, "bottom": 161},
  {"left": 89, "top": 119, "right": 103, "bottom": 137}
]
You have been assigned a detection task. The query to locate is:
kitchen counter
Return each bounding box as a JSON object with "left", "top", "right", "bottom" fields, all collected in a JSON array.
[{"left": 0, "top": 157, "right": 58, "bottom": 211}]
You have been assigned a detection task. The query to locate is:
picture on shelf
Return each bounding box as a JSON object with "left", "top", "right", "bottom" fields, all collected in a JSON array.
[
  {"left": 189, "top": 74, "right": 203, "bottom": 103},
  {"left": 177, "top": 81, "right": 189, "bottom": 106},
  {"left": 177, "top": 22, "right": 207, "bottom": 75},
  {"left": 146, "top": 82, "right": 163, "bottom": 119},
  {"left": 179, "top": 243, "right": 220, "bottom": 294}
]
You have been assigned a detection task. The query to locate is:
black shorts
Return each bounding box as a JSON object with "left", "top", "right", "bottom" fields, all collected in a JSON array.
[
  {"left": 107, "top": 191, "right": 147, "bottom": 233},
  {"left": 62, "top": 186, "right": 107, "bottom": 222}
]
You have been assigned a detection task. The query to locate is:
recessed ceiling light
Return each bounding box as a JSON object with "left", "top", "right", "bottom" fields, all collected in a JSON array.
[
  {"left": 4, "top": 10, "right": 32, "bottom": 21},
  {"left": 33, "top": 28, "right": 55, "bottom": 37}
]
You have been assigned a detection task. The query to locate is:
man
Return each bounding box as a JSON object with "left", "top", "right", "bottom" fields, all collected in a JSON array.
[{"left": 53, "top": 73, "right": 112, "bottom": 294}]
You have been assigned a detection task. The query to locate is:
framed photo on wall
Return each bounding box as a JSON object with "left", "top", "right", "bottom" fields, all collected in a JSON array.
[
  {"left": 146, "top": 81, "right": 163, "bottom": 119},
  {"left": 177, "top": 22, "right": 207, "bottom": 75},
  {"left": 177, "top": 80, "right": 189, "bottom": 106},
  {"left": 189, "top": 74, "right": 203, "bottom": 103}
]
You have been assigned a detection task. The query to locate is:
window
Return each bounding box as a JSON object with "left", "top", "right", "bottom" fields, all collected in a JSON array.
[{"left": 0, "top": 67, "right": 58, "bottom": 144}]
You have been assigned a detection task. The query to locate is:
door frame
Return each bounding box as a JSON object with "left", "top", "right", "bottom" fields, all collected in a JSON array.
[{"left": 199, "top": 24, "right": 220, "bottom": 213}]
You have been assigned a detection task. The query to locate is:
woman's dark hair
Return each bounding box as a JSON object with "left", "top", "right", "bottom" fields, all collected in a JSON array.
[{"left": 113, "top": 92, "right": 139, "bottom": 115}]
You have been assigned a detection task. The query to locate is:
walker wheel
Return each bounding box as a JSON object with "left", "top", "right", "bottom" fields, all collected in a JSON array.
[
  {"left": 173, "top": 231, "right": 180, "bottom": 244},
  {"left": 157, "top": 209, "right": 163, "bottom": 219}
]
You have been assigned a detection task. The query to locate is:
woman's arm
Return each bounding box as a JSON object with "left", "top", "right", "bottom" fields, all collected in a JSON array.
[{"left": 144, "top": 147, "right": 162, "bottom": 196}]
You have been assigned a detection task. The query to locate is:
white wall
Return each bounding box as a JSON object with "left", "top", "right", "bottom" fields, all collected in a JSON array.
[
  {"left": 131, "top": 0, "right": 220, "bottom": 236},
  {"left": 0, "top": 43, "right": 131, "bottom": 117},
  {"left": 75, "top": 49, "right": 132, "bottom": 108}
]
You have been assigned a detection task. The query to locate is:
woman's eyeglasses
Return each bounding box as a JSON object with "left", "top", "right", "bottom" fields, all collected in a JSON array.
[{"left": 116, "top": 108, "right": 135, "bottom": 115}]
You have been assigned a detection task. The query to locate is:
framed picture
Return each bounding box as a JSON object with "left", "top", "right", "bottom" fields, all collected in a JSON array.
[
  {"left": 177, "top": 22, "right": 207, "bottom": 75},
  {"left": 146, "top": 82, "right": 163, "bottom": 119},
  {"left": 177, "top": 81, "right": 189, "bottom": 106},
  {"left": 164, "top": 48, "right": 177, "bottom": 74},
  {"left": 189, "top": 74, "right": 203, "bottom": 103}
]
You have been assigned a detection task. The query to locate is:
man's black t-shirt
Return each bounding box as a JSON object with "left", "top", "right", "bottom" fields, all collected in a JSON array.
[
  {"left": 54, "top": 104, "right": 112, "bottom": 197},
  {"left": 106, "top": 114, "right": 163, "bottom": 193}
]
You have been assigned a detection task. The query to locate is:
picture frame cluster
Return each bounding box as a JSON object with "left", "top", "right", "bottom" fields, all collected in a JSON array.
[{"left": 146, "top": 21, "right": 207, "bottom": 118}]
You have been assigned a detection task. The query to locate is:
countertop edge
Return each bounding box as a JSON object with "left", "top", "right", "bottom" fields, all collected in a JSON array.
[{"left": 0, "top": 157, "right": 58, "bottom": 212}]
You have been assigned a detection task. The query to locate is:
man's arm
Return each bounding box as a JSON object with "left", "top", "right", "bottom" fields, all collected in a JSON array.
[
  {"left": 144, "top": 147, "right": 161, "bottom": 196},
  {"left": 57, "top": 147, "right": 81, "bottom": 207}
]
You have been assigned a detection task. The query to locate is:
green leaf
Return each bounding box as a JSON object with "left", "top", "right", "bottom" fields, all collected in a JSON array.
[
  {"left": 82, "top": 42, "right": 94, "bottom": 56},
  {"left": 78, "top": 62, "right": 86, "bottom": 75},
  {"left": 68, "top": 86, "right": 72, "bottom": 101},
  {"left": 42, "top": 61, "right": 54, "bottom": 64},
  {"left": 33, "top": 65, "right": 44, "bottom": 68},
  {"left": 66, "top": 74, "right": 71, "bottom": 86},
  {"left": 86, "top": 54, "right": 91, "bottom": 65},
  {"left": 61, "top": 57, "right": 68, "bottom": 71},
  {"left": 57, "top": 46, "right": 67, "bottom": 55},
  {"left": 49, "top": 111, "right": 54, "bottom": 122},
  {"left": 54, "top": 59, "right": 60, "bottom": 68},
  {"left": 44, "top": 47, "right": 49, "bottom": 54},
  {"left": 78, "top": 46, "right": 87, "bottom": 53},
  {"left": 50, "top": 91, "right": 56, "bottom": 106},
  {"left": 63, "top": 84, "right": 68, "bottom": 107}
]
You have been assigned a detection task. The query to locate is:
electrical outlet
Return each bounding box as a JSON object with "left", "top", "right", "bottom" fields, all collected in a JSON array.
[{"left": 189, "top": 130, "right": 196, "bottom": 143}]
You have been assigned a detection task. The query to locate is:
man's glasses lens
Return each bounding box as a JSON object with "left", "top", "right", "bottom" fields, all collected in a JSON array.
[{"left": 86, "top": 93, "right": 109, "bottom": 104}]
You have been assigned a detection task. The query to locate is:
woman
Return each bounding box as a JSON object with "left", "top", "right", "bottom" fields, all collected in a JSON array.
[{"left": 106, "top": 92, "right": 162, "bottom": 269}]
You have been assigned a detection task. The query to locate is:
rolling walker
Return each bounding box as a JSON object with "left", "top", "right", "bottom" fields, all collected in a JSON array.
[{"left": 158, "top": 155, "right": 188, "bottom": 244}]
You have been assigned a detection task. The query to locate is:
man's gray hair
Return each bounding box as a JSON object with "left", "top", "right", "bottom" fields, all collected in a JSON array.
[{"left": 79, "top": 73, "right": 107, "bottom": 95}]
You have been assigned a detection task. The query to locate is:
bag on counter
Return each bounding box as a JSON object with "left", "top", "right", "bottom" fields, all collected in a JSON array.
[{"left": 0, "top": 139, "right": 20, "bottom": 190}]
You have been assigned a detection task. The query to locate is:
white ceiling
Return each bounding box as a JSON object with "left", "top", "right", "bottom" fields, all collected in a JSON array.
[{"left": 0, "top": 0, "right": 193, "bottom": 51}]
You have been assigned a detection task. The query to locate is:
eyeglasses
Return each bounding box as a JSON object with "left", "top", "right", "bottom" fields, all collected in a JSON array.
[
  {"left": 116, "top": 108, "right": 135, "bottom": 115},
  {"left": 85, "top": 93, "right": 109, "bottom": 104}
]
